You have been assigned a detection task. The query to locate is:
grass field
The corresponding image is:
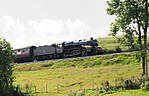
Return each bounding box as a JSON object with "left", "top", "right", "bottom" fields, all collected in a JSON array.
[{"left": 13, "top": 52, "right": 149, "bottom": 96}]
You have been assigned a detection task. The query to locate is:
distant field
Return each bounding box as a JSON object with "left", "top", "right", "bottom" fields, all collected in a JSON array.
[
  {"left": 13, "top": 52, "right": 149, "bottom": 96},
  {"left": 97, "top": 36, "right": 149, "bottom": 51},
  {"left": 97, "top": 37, "right": 129, "bottom": 51}
]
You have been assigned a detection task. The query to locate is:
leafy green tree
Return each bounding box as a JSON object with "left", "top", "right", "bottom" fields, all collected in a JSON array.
[
  {"left": 0, "top": 38, "right": 15, "bottom": 93},
  {"left": 107, "top": 0, "right": 148, "bottom": 76}
]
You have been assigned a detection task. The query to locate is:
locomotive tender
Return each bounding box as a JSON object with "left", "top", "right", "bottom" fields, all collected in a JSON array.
[{"left": 15, "top": 38, "right": 104, "bottom": 63}]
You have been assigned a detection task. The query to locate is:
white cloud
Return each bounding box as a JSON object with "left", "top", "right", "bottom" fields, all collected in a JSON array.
[{"left": 0, "top": 16, "right": 102, "bottom": 49}]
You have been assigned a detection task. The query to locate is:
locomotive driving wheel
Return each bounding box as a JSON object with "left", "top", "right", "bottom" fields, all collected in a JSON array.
[{"left": 81, "top": 49, "right": 87, "bottom": 57}]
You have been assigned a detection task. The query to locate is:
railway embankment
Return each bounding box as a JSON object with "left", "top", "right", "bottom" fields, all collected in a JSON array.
[
  {"left": 13, "top": 52, "right": 149, "bottom": 96},
  {"left": 14, "top": 52, "right": 139, "bottom": 71}
]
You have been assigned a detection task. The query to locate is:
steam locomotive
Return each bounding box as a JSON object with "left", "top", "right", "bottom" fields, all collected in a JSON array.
[{"left": 14, "top": 38, "right": 104, "bottom": 63}]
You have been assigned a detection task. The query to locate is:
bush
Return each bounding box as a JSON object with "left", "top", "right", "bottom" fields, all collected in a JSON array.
[
  {"left": 68, "top": 90, "right": 85, "bottom": 96},
  {"left": 115, "top": 46, "right": 122, "bottom": 53},
  {"left": 0, "top": 38, "right": 31, "bottom": 96},
  {"left": 141, "top": 81, "right": 149, "bottom": 90},
  {"left": 118, "top": 77, "right": 141, "bottom": 89},
  {"left": 0, "top": 85, "right": 25, "bottom": 96},
  {"left": 0, "top": 38, "right": 15, "bottom": 90}
]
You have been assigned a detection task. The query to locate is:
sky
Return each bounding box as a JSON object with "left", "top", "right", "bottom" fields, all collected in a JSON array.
[{"left": 0, "top": 0, "right": 115, "bottom": 49}]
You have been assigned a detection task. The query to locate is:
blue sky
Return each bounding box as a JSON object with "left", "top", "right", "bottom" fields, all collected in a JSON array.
[{"left": 0, "top": 0, "right": 114, "bottom": 48}]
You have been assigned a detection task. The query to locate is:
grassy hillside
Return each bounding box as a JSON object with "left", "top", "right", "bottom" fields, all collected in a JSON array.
[
  {"left": 13, "top": 37, "right": 149, "bottom": 96},
  {"left": 13, "top": 52, "right": 149, "bottom": 96}
]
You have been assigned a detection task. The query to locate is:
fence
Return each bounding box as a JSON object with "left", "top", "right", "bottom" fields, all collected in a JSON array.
[{"left": 16, "top": 80, "right": 100, "bottom": 96}]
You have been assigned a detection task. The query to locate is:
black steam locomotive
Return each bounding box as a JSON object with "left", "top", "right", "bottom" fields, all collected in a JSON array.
[{"left": 14, "top": 38, "right": 104, "bottom": 63}]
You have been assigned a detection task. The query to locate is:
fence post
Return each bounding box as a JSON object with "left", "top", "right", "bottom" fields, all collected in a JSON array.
[
  {"left": 45, "top": 84, "right": 48, "bottom": 93},
  {"left": 84, "top": 89, "right": 86, "bottom": 96},
  {"left": 79, "top": 83, "right": 82, "bottom": 90},
  {"left": 34, "top": 85, "right": 36, "bottom": 93},
  {"left": 92, "top": 79, "right": 94, "bottom": 89},
  {"left": 57, "top": 84, "right": 59, "bottom": 95},
  {"left": 96, "top": 87, "right": 99, "bottom": 96}
]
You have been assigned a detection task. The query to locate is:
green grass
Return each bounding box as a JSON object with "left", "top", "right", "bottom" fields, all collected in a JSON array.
[
  {"left": 13, "top": 52, "right": 149, "bottom": 96},
  {"left": 80, "top": 89, "right": 149, "bottom": 96},
  {"left": 106, "top": 89, "right": 149, "bottom": 96}
]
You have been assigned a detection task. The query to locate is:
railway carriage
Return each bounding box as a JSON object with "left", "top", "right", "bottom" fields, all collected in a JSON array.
[{"left": 15, "top": 46, "right": 35, "bottom": 63}]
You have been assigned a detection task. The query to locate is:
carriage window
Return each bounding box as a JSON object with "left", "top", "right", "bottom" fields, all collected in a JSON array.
[
  {"left": 17, "top": 49, "right": 22, "bottom": 55},
  {"left": 18, "top": 49, "right": 20, "bottom": 52}
]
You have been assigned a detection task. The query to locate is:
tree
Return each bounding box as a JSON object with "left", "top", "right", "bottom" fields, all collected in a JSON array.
[
  {"left": 107, "top": 0, "right": 148, "bottom": 76},
  {"left": 0, "top": 38, "right": 15, "bottom": 94}
]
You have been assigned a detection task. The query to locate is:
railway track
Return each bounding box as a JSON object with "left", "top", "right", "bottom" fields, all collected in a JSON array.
[{"left": 15, "top": 51, "right": 136, "bottom": 66}]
